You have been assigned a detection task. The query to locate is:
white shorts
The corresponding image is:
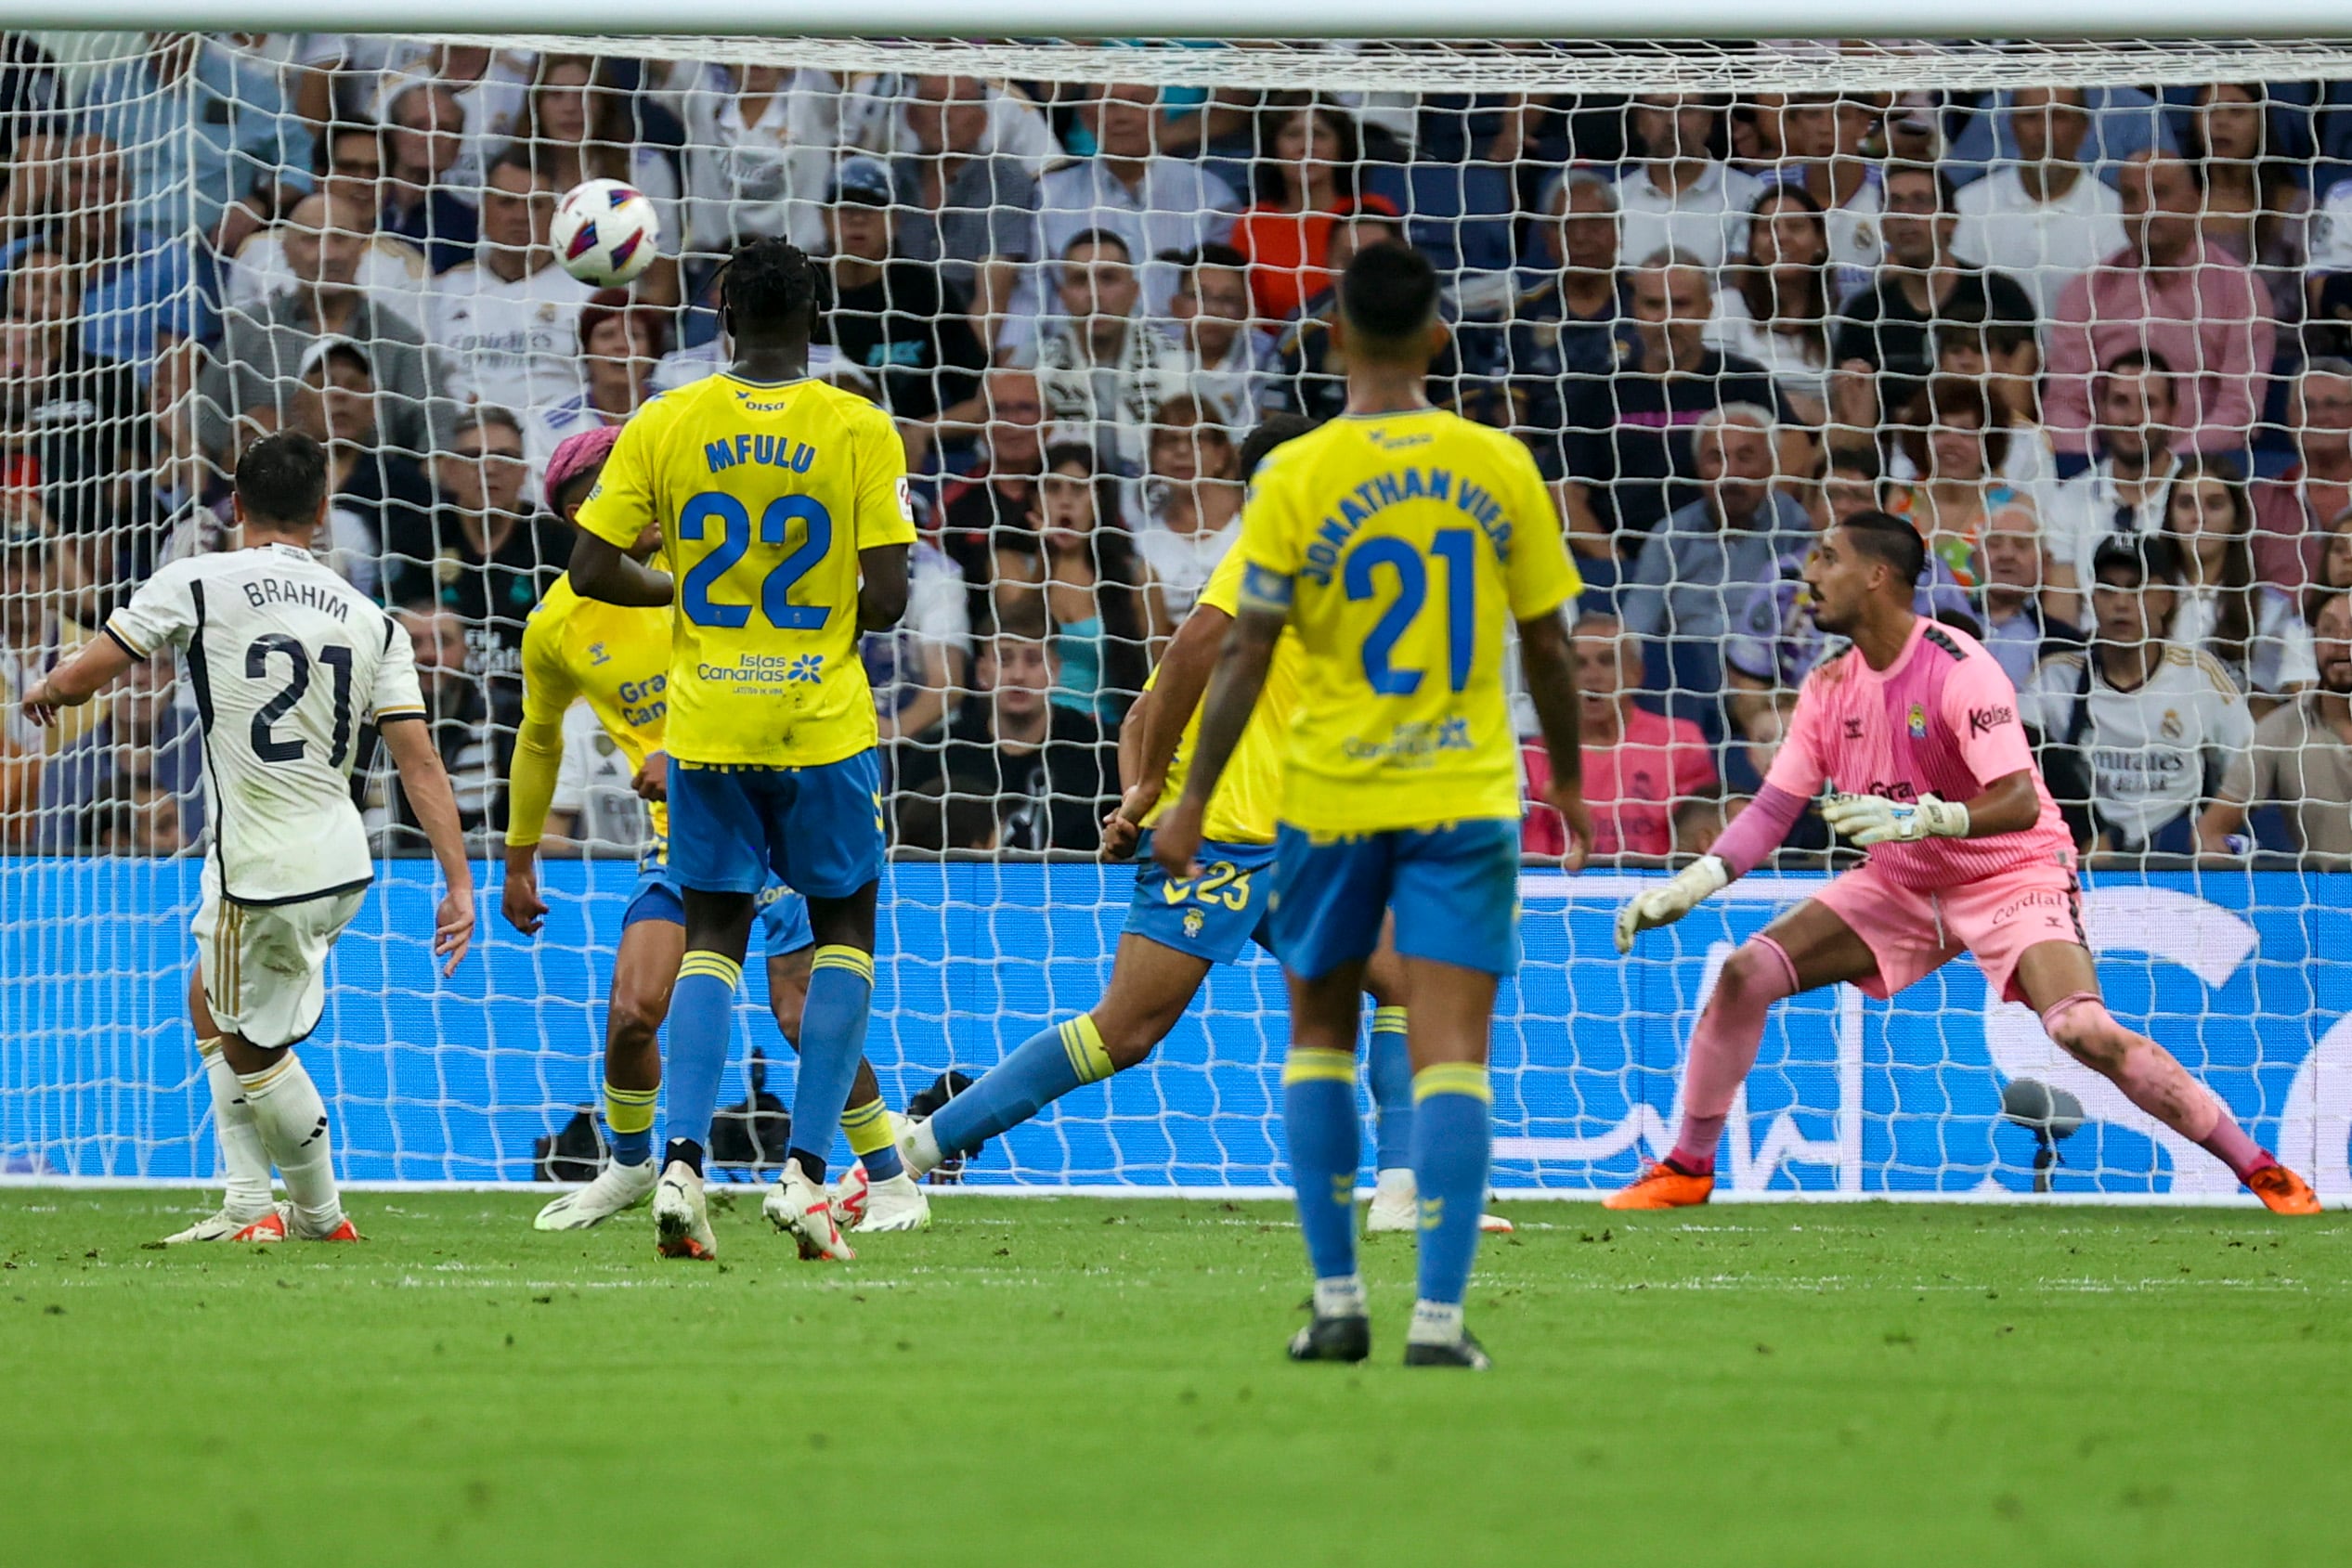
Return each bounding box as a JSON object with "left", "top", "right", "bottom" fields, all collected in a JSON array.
[{"left": 192, "top": 862, "right": 365, "bottom": 1049}]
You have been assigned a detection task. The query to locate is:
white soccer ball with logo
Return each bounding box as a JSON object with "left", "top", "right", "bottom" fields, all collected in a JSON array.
[{"left": 552, "top": 178, "right": 662, "bottom": 288}]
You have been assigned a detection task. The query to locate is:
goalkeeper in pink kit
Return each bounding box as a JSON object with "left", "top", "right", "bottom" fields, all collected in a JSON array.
[{"left": 1610, "top": 512, "right": 2320, "bottom": 1215}]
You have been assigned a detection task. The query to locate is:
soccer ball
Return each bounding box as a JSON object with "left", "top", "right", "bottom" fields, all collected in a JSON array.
[{"left": 552, "top": 178, "right": 661, "bottom": 288}]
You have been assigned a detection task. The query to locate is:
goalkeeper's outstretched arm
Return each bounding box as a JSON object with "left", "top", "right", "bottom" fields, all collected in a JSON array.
[
  {"left": 1612, "top": 781, "right": 1810, "bottom": 954},
  {"left": 1615, "top": 770, "right": 2047, "bottom": 953}
]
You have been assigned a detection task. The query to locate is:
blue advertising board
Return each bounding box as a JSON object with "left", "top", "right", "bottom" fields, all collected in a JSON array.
[{"left": 2, "top": 860, "right": 2346, "bottom": 1199}]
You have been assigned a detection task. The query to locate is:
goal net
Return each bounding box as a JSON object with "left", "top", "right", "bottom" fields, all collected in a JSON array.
[{"left": 3, "top": 30, "right": 2349, "bottom": 1199}]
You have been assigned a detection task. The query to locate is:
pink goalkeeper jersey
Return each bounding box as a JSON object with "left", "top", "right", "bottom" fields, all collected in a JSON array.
[{"left": 1766, "top": 617, "right": 2074, "bottom": 891}]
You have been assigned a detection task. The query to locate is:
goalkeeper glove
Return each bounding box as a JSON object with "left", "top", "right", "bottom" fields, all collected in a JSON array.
[
  {"left": 1613, "top": 854, "right": 1730, "bottom": 955},
  {"left": 1821, "top": 791, "right": 1970, "bottom": 847}
]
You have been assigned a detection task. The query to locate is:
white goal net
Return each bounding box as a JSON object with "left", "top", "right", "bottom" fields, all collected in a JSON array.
[{"left": 3, "top": 30, "right": 2349, "bottom": 1199}]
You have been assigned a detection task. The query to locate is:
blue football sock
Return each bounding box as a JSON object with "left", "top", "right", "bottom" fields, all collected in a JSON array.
[
  {"left": 1366, "top": 1004, "right": 1412, "bottom": 1172},
  {"left": 1283, "top": 1047, "right": 1361, "bottom": 1292},
  {"left": 785, "top": 947, "right": 877, "bottom": 1185},
  {"left": 931, "top": 1016, "right": 1113, "bottom": 1157},
  {"left": 664, "top": 953, "right": 741, "bottom": 1164},
  {"left": 1409, "top": 1064, "right": 1492, "bottom": 1334}
]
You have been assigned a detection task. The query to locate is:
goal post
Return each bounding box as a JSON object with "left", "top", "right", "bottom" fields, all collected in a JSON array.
[{"left": 1, "top": 26, "right": 2347, "bottom": 1201}]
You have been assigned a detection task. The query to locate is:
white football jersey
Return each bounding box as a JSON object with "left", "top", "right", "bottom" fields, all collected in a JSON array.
[
  {"left": 106, "top": 543, "right": 426, "bottom": 903},
  {"left": 425, "top": 260, "right": 593, "bottom": 421},
  {"left": 2024, "top": 643, "right": 2255, "bottom": 847}
]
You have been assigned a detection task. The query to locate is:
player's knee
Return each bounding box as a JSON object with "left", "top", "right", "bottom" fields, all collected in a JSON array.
[
  {"left": 1090, "top": 1002, "right": 1179, "bottom": 1069},
  {"left": 607, "top": 984, "right": 667, "bottom": 1048},
  {"left": 1095, "top": 1018, "right": 1162, "bottom": 1070},
  {"left": 1711, "top": 945, "right": 1785, "bottom": 1013},
  {"left": 2042, "top": 995, "right": 2130, "bottom": 1072}
]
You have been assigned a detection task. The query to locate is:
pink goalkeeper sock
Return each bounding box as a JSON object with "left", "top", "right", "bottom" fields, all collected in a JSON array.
[{"left": 1670, "top": 937, "right": 1800, "bottom": 1174}]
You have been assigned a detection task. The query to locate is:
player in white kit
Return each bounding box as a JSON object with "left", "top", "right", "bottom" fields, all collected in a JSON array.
[{"left": 22, "top": 432, "right": 476, "bottom": 1243}]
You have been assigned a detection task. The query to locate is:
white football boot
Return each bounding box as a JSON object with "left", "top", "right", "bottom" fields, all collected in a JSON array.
[
  {"left": 762, "top": 1157, "right": 856, "bottom": 1261},
  {"left": 831, "top": 1161, "right": 872, "bottom": 1229},
  {"left": 534, "top": 1159, "right": 657, "bottom": 1231},
  {"left": 652, "top": 1160, "right": 717, "bottom": 1260},
  {"left": 1364, "top": 1169, "right": 1514, "bottom": 1235},
  {"left": 162, "top": 1205, "right": 282, "bottom": 1245},
  {"left": 851, "top": 1172, "right": 932, "bottom": 1233}
]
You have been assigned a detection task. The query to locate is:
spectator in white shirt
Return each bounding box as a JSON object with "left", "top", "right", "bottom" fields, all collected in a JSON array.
[
  {"left": 840, "top": 71, "right": 1059, "bottom": 166},
  {"left": 526, "top": 289, "right": 666, "bottom": 490},
  {"left": 1024, "top": 228, "right": 1188, "bottom": 473},
  {"left": 1135, "top": 394, "right": 1242, "bottom": 634},
  {"left": 223, "top": 122, "right": 429, "bottom": 324},
  {"left": 1161, "top": 242, "right": 1266, "bottom": 434},
  {"left": 1954, "top": 86, "right": 2129, "bottom": 321},
  {"left": 371, "top": 45, "right": 531, "bottom": 197},
  {"left": 512, "top": 54, "right": 685, "bottom": 307},
  {"left": 2026, "top": 533, "right": 2255, "bottom": 860},
  {"left": 425, "top": 149, "right": 594, "bottom": 426},
  {"left": 1613, "top": 93, "right": 1762, "bottom": 275},
  {"left": 864, "top": 536, "right": 970, "bottom": 751},
  {"left": 2159, "top": 454, "right": 2317, "bottom": 711},
  {"left": 677, "top": 62, "right": 843, "bottom": 257},
  {"left": 2038, "top": 348, "right": 2184, "bottom": 619},
  {"left": 1761, "top": 92, "right": 1885, "bottom": 295},
  {"left": 1706, "top": 184, "right": 1835, "bottom": 427},
  {"left": 1018, "top": 83, "right": 1240, "bottom": 356},
  {"left": 203, "top": 188, "right": 446, "bottom": 464},
  {"left": 1926, "top": 304, "right": 2056, "bottom": 499}
]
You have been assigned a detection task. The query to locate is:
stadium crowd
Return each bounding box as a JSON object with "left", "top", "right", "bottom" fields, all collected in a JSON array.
[{"left": 4, "top": 33, "right": 2352, "bottom": 867}]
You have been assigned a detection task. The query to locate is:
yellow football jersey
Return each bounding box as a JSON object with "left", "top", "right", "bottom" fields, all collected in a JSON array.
[
  {"left": 575, "top": 372, "right": 916, "bottom": 769},
  {"left": 1235, "top": 408, "right": 1580, "bottom": 835},
  {"left": 508, "top": 574, "right": 674, "bottom": 848},
  {"left": 1146, "top": 545, "right": 1300, "bottom": 847}
]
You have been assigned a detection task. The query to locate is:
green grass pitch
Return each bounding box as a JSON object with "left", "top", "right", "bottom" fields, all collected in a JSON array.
[{"left": 3, "top": 1190, "right": 2347, "bottom": 1567}]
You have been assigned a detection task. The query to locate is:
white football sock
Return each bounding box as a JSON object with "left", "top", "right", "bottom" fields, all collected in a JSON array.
[
  {"left": 200, "top": 1037, "right": 274, "bottom": 1222},
  {"left": 1313, "top": 1275, "right": 1368, "bottom": 1319},
  {"left": 237, "top": 1055, "right": 342, "bottom": 1236},
  {"left": 903, "top": 1119, "right": 943, "bottom": 1177},
  {"left": 1408, "top": 1300, "right": 1465, "bottom": 1346}
]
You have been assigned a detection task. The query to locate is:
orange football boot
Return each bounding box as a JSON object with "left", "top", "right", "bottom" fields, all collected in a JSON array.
[
  {"left": 305, "top": 1216, "right": 364, "bottom": 1242},
  {"left": 1604, "top": 1160, "right": 1715, "bottom": 1211},
  {"left": 2248, "top": 1164, "right": 2322, "bottom": 1216}
]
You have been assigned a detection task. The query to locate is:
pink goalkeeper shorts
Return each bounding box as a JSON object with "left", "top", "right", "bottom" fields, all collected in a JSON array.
[{"left": 1810, "top": 857, "right": 2085, "bottom": 1005}]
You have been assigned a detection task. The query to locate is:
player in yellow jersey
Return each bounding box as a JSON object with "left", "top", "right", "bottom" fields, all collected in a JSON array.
[
  {"left": 896, "top": 419, "right": 1505, "bottom": 1238},
  {"left": 1156, "top": 245, "right": 1591, "bottom": 1369},
  {"left": 502, "top": 427, "right": 928, "bottom": 1242},
  {"left": 566, "top": 240, "right": 915, "bottom": 1263}
]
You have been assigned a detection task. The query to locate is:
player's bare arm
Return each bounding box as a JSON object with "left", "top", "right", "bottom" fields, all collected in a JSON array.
[
  {"left": 1515, "top": 608, "right": 1592, "bottom": 873},
  {"left": 857, "top": 542, "right": 911, "bottom": 631},
  {"left": 380, "top": 716, "right": 478, "bottom": 974},
  {"left": 1151, "top": 599, "right": 1283, "bottom": 881},
  {"left": 568, "top": 529, "right": 676, "bottom": 608},
  {"left": 17, "top": 634, "right": 136, "bottom": 728},
  {"left": 1103, "top": 686, "right": 1156, "bottom": 862},
  {"left": 1107, "top": 600, "right": 1231, "bottom": 860}
]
